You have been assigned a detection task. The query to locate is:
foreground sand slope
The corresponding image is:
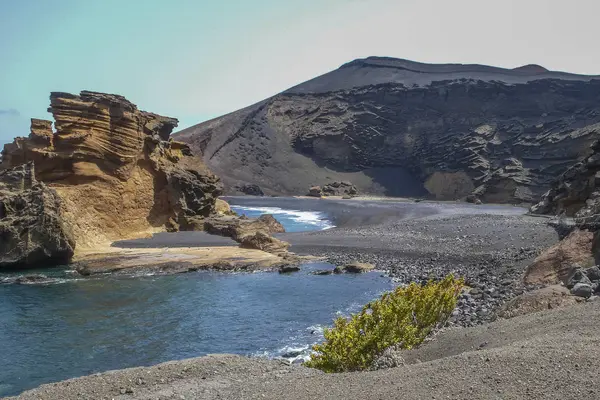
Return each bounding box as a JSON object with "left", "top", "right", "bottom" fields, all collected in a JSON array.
[{"left": 11, "top": 300, "right": 600, "bottom": 400}]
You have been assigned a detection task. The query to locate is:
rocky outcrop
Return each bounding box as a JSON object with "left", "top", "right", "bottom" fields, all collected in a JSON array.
[
  {"left": 0, "top": 91, "right": 222, "bottom": 252},
  {"left": 322, "top": 181, "right": 358, "bottom": 197},
  {"left": 524, "top": 229, "right": 594, "bottom": 285},
  {"left": 531, "top": 139, "right": 600, "bottom": 225},
  {"left": 234, "top": 183, "right": 264, "bottom": 196},
  {"left": 0, "top": 163, "right": 75, "bottom": 268},
  {"left": 202, "top": 213, "right": 290, "bottom": 255},
  {"left": 203, "top": 214, "right": 285, "bottom": 240},
  {"left": 175, "top": 57, "right": 600, "bottom": 203}
]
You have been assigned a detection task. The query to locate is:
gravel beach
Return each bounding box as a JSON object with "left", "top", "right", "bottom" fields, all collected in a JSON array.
[{"left": 263, "top": 197, "right": 559, "bottom": 326}]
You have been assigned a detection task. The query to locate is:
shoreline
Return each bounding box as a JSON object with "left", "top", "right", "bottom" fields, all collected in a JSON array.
[
  {"left": 10, "top": 300, "right": 600, "bottom": 400},
  {"left": 1, "top": 197, "right": 562, "bottom": 397}
]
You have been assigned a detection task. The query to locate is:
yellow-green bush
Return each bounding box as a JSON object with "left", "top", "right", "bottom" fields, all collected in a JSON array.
[{"left": 305, "top": 275, "right": 463, "bottom": 372}]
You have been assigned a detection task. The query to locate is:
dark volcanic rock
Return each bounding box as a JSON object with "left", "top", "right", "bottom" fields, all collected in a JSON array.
[
  {"left": 174, "top": 57, "right": 600, "bottom": 203},
  {"left": 234, "top": 183, "right": 264, "bottom": 196},
  {"left": 0, "top": 163, "right": 75, "bottom": 269},
  {"left": 322, "top": 181, "right": 358, "bottom": 197}
]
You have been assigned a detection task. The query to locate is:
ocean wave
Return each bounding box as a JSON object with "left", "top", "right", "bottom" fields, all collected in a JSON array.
[{"left": 230, "top": 206, "right": 335, "bottom": 231}]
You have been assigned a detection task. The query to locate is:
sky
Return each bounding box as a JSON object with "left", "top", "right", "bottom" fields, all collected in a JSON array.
[{"left": 1, "top": 0, "right": 599, "bottom": 144}]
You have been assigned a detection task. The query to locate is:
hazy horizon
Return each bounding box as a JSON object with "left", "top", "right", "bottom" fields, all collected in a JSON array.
[{"left": 1, "top": 0, "right": 599, "bottom": 143}]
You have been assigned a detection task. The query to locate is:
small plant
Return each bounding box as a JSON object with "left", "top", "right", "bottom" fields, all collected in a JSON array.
[{"left": 305, "top": 275, "right": 463, "bottom": 372}]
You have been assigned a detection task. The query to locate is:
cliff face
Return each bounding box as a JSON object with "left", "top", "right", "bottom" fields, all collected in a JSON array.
[
  {"left": 532, "top": 139, "right": 600, "bottom": 226},
  {"left": 175, "top": 57, "right": 600, "bottom": 202},
  {"left": 0, "top": 163, "right": 75, "bottom": 268},
  {"left": 1, "top": 91, "right": 222, "bottom": 252}
]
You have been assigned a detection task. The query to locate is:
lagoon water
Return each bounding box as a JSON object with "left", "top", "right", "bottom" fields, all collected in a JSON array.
[{"left": 0, "top": 205, "right": 392, "bottom": 397}]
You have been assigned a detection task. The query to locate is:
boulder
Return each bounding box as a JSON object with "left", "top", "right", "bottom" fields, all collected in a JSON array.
[
  {"left": 498, "top": 285, "right": 579, "bottom": 319},
  {"left": 343, "top": 262, "right": 375, "bottom": 273},
  {"left": 235, "top": 183, "right": 264, "bottom": 196},
  {"left": 239, "top": 231, "right": 290, "bottom": 254},
  {"left": 566, "top": 267, "right": 593, "bottom": 289},
  {"left": 203, "top": 214, "right": 284, "bottom": 240},
  {"left": 321, "top": 181, "right": 359, "bottom": 197},
  {"left": 0, "top": 163, "right": 75, "bottom": 269},
  {"left": 333, "top": 266, "right": 344, "bottom": 274},
  {"left": 308, "top": 186, "right": 323, "bottom": 198},
  {"left": 585, "top": 266, "right": 600, "bottom": 282},
  {"left": 524, "top": 229, "right": 594, "bottom": 285},
  {"left": 214, "top": 199, "right": 234, "bottom": 216},
  {"left": 571, "top": 283, "right": 594, "bottom": 298}
]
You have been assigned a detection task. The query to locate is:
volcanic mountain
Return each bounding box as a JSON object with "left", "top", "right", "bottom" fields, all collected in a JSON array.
[{"left": 174, "top": 57, "right": 600, "bottom": 202}]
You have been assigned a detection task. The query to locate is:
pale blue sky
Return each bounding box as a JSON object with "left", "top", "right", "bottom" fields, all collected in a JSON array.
[{"left": 1, "top": 0, "right": 599, "bottom": 144}]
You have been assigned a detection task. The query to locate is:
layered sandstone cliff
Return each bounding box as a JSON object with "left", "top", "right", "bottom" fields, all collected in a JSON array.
[
  {"left": 175, "top": 57, "right": 600, "bottom": 203},
  {"left": 0, "top": 91, "right": 222, "bottom": 257}
]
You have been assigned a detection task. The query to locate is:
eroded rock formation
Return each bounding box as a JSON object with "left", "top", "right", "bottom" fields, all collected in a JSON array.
[
  {"left": 0, "top": 163, "right": 75, "bottom": 268},
  {"left": 1, "top": 91, "right": 222, "bottom": 253},
  {"left": 175, "top": 57, "right": 600, "bottom": 203}
]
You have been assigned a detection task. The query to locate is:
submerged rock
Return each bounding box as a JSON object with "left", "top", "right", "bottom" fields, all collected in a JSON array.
[
  {"left": 279, "top": 265, "right": 300, "bottom": 273},
  {"left": 0, "top": 163, "right": 75, "bottom": 269}
]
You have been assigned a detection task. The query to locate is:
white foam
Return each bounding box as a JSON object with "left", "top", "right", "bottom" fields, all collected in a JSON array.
[{"left": 231, "top": 206, "right": 335, "bottom": 230}]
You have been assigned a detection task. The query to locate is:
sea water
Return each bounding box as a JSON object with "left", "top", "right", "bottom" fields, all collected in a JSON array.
[
  {"left": 230, "top": 205, "right": 334, "bottom": 232},
  {"left": 0, "top": 205, "right": 391, "bottom": 397}
]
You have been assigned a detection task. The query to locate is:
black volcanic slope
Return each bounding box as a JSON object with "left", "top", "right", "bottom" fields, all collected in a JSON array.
[{"left": 174, "top": 57, "right": 600, "bottom": 202}]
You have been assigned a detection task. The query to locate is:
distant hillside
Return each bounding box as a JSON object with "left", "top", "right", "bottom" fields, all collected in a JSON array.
[{"left": 174, "top": 57, "right": 600, "bottom": 202}]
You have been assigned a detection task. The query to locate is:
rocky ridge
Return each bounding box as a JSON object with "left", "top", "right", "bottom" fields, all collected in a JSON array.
[
  {"left": 0, "top": 91, "right": 222, "bottom": 267},
  {"left": 175, "top": 57, "right": 600, "bottom": 203}
]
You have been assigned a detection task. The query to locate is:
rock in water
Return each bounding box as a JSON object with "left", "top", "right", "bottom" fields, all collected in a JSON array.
[
  {"left": 343, "top": 262, "right": 375, "bottom": 273},
  {"left": 174, "top": 57, "right": 600, "bottom": 202},
  {"left": 279, "top": 265, "right": 300, "bottom": 273},
  {"left": 0, "top": 163, "right": 75, "bottom": 268},
  {"left": 0, "top": 91, "right": 222, "bottom": 254}
]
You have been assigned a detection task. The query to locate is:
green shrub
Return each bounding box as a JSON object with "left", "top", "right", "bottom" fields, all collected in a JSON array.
[{"left": 305, "top": 275, "right": 463, "bottom": 372}]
